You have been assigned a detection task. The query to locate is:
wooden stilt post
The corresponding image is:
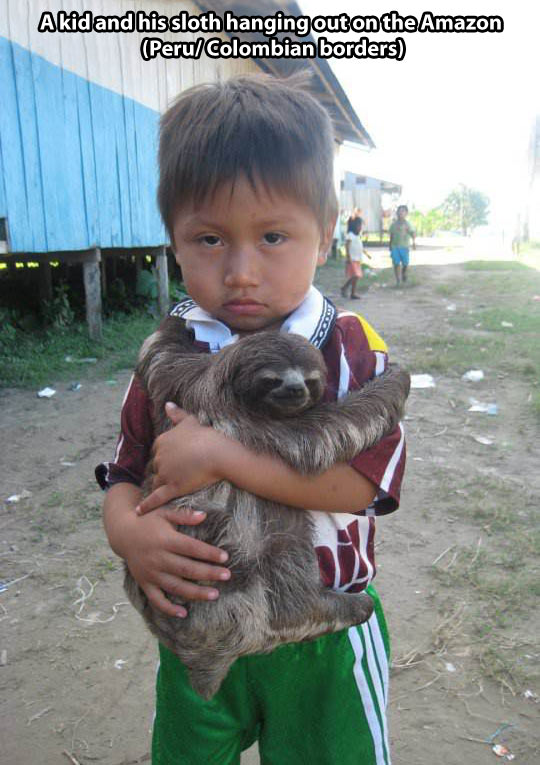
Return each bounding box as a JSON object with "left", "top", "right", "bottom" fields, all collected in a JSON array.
[
  {"left": 83, "top": 248, "right": 103, "bottom": 341},
  {"left": 101, "top": 252, "right": 107, "bottom": 299},
  {"left": 155, "top": 246, "right": 169, "bottom": 317},
  {"left": 38, "top": 260, "right": 53, "bottom": 302}
]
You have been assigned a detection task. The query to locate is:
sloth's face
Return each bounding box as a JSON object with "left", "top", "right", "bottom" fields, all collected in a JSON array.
[{"left": 238, "top": 364, "right": 326, "bottom": 417}]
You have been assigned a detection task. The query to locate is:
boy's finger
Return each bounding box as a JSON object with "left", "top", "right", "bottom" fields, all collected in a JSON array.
[
  {"left": 166, "top": 554, "right": 231, "bottom": 584},
  {"left": 136, "top": 486, "right": 177, "bottom": 515},
  {"left": 163, "top": 507, "right": 208, "bottom": 526},
  {"left": 160, "top": 574, "right": 221, "bottom": 603},
  {"left": 165, "top": 401, "right": 187, "bottom": 425},
  {"left": 145, "top": 584, "right": 188, "bottom": 618},
  {"left": 168, "top": 533, "right": 229, "bottom": 564}
]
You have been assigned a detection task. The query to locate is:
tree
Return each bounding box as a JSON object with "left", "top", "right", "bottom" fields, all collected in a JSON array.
[{"left": 441, "top": 184, "right": 489, "bottom": 236}]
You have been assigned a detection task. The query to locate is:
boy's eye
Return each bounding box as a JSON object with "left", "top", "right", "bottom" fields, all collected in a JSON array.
[
  {"left": 198, "top": 234, "right": 222, "bottom": 247},
  {"left": 263, "top": 232, "right": 285, "bottom": 245}
]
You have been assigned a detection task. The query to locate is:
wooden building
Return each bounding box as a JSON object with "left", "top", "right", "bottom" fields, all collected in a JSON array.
[
  {"left": 0, "top": 0, "right": 373, "bottom": 339},
  {"left": 340, "top": 172, "right": 402, "bottom": 238}
]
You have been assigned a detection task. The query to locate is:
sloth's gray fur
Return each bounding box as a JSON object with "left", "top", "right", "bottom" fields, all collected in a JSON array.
[{"left": 124, "top": 317, "right": 410, "bottom": 699}]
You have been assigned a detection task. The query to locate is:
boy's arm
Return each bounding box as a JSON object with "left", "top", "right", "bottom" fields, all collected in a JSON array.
[
  {"left": 98, "top": 376, "right": 232, "bottom": 615},
  {"left": 103, "top": 482, "right": 231, "bottom": 616},
  {"left": 137, "top": 405, "right": 377, "bottom": 515}
]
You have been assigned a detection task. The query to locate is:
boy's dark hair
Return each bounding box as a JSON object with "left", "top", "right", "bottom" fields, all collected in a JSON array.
[
  {"left": 347, "top": 216, "right": 362, "bottom": 236},
  {"left": 397, "top": 204, "right": 408, "bottom": 214},
  {"left": 158, "top": 72, "right": 338, "bottom": 242}
]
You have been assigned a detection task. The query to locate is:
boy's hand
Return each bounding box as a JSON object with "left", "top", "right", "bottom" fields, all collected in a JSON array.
[
  {"left": 123, "top": 505, "right": 230, "bottom": 617},
  {"left": 136, "top": 403, "right": 227, "bottom": 515}
]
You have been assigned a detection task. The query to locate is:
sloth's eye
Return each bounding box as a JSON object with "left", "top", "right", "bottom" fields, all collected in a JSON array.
[
  {"left": 257, "top": 377, "right": 282, "bottom": 393},
  {"left": 305, "top": 378, "right": 321, "bottom": 397}
]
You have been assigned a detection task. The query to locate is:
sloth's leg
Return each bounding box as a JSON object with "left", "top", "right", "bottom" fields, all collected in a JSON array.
[
  {"left": 272, "top": 589, "right": 374, "bottom": 644},
  {"left": 187, "top": 659, "right": 236, "bottom": 701}
]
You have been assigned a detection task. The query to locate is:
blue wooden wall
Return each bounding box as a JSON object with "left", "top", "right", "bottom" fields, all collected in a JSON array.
[{"left": 0, "top": 37, "right": 166, "bottom": 253}]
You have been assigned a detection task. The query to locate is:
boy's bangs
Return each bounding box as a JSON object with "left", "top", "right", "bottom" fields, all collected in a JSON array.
[{"left": 159, "top": 74, "right": 337, "bottom": 235}]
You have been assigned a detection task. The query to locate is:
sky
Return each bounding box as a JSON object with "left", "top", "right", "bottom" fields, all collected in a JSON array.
[{"left": 301, "top": 0, "right": 539, "bottom": 230}]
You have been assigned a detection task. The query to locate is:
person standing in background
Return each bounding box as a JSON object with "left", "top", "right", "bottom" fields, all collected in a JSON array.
[{"left": 389, "top": 205, "right": 416, "bottom": 286}]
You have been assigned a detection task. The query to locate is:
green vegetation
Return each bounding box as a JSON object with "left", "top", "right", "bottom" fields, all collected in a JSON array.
[
  {"left": 409, "top": 184, "right": 489, "bottom": 237},
  {"left": 430, "top": 475, "right": 539, "bottom": 692},
  {"left": 0, "top": 309, "right": 157, "bottom": 388}
]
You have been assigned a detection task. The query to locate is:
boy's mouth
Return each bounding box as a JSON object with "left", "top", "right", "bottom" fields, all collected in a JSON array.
[{"left": 223, "top": 299, "right": 265, "bottom": 316}]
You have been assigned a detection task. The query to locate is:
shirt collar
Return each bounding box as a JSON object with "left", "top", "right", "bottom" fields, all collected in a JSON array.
[{"left": 168, "top": 286, "right": 336, "bottom": 352}]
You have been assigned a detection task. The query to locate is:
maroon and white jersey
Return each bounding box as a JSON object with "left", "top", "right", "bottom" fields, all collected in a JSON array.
[{"left": 96, "top": 287, "right": 405, "bottom": 593}]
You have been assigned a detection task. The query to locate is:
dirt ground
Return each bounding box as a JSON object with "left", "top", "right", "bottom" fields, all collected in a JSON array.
[{"left": 1, "top": 248, "right": 539, "bottom": 764}]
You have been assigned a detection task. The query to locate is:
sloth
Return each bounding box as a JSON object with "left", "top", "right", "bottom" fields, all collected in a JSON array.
[{"left": 124, "top": 317, "right": 410, "bottom": 700}]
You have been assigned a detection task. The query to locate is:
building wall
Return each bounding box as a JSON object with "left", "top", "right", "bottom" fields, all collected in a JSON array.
[{"left": 0, "top": 0, "right": 259, "bottom": 253}]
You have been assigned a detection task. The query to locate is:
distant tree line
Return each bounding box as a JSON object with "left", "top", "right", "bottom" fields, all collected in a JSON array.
[{"left": 409, "top": 184, "right": 489, "bottom": 237}]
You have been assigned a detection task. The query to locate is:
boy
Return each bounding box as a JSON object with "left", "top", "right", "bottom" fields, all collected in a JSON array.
[
  {"left": 389, "top": 205, "right": 415, "bottom": 286},
  {"left": 97, "top": 74, "right": 405, "bottom": 765}
]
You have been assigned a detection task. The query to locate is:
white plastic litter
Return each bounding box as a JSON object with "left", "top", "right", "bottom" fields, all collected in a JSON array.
[
  {"left": 468, "top": 402, "right": 498, "bottom": 415},
  {"left": 462, "top": 370, "right": 484, "bottom": 382},
  {"left": 114, "top": 659, "right": 127, "bottom": 669},
  {"left": 473, "top": 435, "right": 494, "bottom": 446},
  {"left": 445, "top": 662, "right": 456, "bottom": 673},
  {"left": 410, "top": 374, "right": 436, "bottom": 389},
  {"left": 6, "top": 490, "right": 33, "bottom": 503},
  {"left": 446, "top": 303, "right": 457, "bottom": 311},
  {"left": 37, "top": 387, "right": 56, "bottom": 398},
  {"left": 501, "top": 321, "right": 514, "bottom": 328}
]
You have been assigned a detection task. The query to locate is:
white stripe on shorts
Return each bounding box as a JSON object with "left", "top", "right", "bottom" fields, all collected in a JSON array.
[
  {"left": 361, "top": 622, "right": 391, "bottom": 761},
  {"left": 348, "top": 622, "right": 391, "bottom": 765},
  {"left": 367, "top": 616, "right": 390, "bottom": 705}
]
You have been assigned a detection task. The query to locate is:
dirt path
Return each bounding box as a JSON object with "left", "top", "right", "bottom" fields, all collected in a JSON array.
[{"left": 1, "top": 257, "right": 539, "bottom": 764}]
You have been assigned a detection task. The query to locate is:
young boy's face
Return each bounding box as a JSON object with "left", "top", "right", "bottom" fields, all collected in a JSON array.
[
  {"left": 397, "top": 208, "right": 408, "bottom": 221},
  {"left": 172, "top": 176, "right": 332, "bottom": 334}
]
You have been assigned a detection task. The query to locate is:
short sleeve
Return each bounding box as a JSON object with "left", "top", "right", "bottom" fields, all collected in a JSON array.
[
  {"left": 323, "top": 313, "right": 406, "bottom": 515},
  {"left": 95, "top": 375, "right": 154, "bottom": 490}
]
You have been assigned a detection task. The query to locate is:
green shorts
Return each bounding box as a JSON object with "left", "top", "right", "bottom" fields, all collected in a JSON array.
[{"left": 152, "top": 585, "right": 391, "bottom": 764}]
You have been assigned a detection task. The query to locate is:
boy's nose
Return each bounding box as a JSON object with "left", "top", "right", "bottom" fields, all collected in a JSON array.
[{"left": 223, "top": 247, "right": 259, "bottom": 287}]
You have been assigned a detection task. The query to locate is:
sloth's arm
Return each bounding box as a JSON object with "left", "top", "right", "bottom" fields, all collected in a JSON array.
[{"left": 237, "top": 364, "right": 410, "bottom": 474}]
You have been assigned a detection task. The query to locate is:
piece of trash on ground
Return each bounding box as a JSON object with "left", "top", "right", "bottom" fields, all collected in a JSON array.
[
  {"left": 64, "top": 356, "right": 97, "bottom": 364},
  {"left": 106, "top": 379, "right": 118, "bottom": 385},
  {"left": 446, "top": 303, "right": 457, "bottom": 311},
  {"left": 411, "top": 374, "right": 436, "bottom": 388},
  {"left": 68, "top": 382, "right": 82, "bottom": 392},
  {"left": 462, "top": 370, "right": 484, "bottom": 382},
  {"left": 60, "top": 460, "right": 76, "bottom": 467},
  {"left": 523, "top": 689, "right": 538, "bottom": 701},
  {"left": 500, "top": 321, "right": 514, "bottom": 328},
  {"left": 6, "top": 489, "right": 33, "bottom": 504},
  {"left": 444, "top": 662, "right": 456, "bottom": 673},
  {"left": 473, "top": 435, "right": 495, "bottom": 446},
  {"left": 468, "top": 401, "right": 498, "bottom": 415},
  {"left": 37, "top": 387, "right": 56, "bottom": 398},
  {"left": 114, "top": 659, "right": 127, "bottom": 669},
  {"left": 492, "top": 744, "right": 514, "bottom": 760}
]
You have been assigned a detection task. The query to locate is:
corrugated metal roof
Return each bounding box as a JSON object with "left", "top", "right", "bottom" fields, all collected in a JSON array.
[{"left": 193, "top": 0, "right": 375, "bottom": 147}]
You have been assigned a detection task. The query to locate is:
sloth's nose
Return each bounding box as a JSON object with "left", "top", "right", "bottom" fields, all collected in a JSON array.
[{"left": 282, "top": 383, "right": 306, "bottom": 397}]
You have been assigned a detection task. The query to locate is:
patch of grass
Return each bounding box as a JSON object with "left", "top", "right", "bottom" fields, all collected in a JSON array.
[
  {"left": 407, "top": 334, "right": 504, "bottom": 374},
  {"left": 0, "top": 309, "right": 157, "bottom": 388},
  {"left": 435, "top": 283, "right": 459, "bottom": 297},
  {"left": 429, "top": 476, "right": 540, "bottom": 692},
  {"left": 452, "top": 307, "right": 540, "bottom": 334},
  {"left": 463, "top": 260, "right": 530, "bottom": 271}
]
